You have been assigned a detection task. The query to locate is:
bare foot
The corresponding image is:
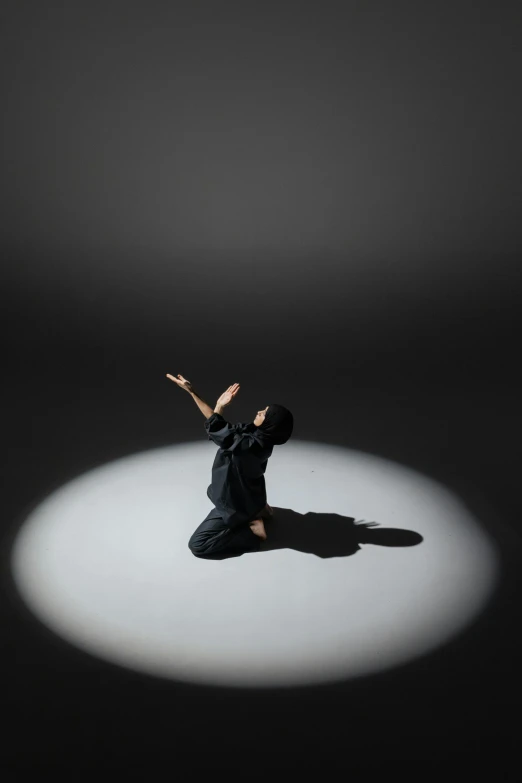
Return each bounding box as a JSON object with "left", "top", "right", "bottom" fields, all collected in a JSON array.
[{"left": 249, "top": 518, "right": 267, "bottom": 540}]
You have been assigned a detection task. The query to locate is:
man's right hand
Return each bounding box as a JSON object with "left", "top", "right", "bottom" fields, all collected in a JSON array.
[{"left": 166, "top": 373, "right": 194, "bottom": 394}]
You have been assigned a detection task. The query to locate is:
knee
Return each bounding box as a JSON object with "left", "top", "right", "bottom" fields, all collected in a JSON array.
[{"left": 188, "top": 536, "right": 205, "bottom": 558}]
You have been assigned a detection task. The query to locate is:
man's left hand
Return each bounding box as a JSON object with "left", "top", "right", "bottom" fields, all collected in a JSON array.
[{"left": 215, "top": 383, "right": 240, "bottom": 408}]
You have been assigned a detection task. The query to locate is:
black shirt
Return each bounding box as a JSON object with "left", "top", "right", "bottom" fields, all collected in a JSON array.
[{"left": 204, "top": 412, "right": 274, "bottom": 528}]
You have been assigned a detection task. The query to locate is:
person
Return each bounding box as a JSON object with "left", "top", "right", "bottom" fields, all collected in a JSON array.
[{"left": 166, "top": 373, "right": 294, "bottom": 559}]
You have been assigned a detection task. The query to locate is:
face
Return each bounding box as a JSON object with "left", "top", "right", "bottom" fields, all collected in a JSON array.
[{"left": 254, "top": 406, "right": 269, "bottom": 427}]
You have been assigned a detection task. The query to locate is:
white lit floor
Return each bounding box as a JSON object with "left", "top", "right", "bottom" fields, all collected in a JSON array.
[{"left": 11, "top": 438, "right": 499, "bottom": 689}]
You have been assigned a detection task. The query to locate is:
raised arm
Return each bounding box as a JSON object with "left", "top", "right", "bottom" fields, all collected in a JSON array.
[
  {"left": 165, "top": 374, "right": 240, "bottom": 419},
  {"left": 191, "top": 389, "right": 217, "bottom": 419}
]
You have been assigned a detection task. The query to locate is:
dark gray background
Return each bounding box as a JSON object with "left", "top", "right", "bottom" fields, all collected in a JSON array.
[{"left": 2, "top": 1, "right": 521, "bottom": 776}]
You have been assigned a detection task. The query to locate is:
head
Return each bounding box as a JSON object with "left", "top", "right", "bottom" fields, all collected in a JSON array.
[
  {"left": 254, "top": 406, "right": 269, "bottom": 427},
  {"left": 254, "top": 403, "right": 294, "bottom": 445}
]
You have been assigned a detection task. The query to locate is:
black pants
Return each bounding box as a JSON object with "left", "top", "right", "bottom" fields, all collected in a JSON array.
[{"left": 188, "top": 506, "right": 263, "bottom": 560}]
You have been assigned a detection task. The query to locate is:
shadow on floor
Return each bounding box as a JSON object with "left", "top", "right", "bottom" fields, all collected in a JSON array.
[{"left": 259, "top": 508, "right": 423, "bottom": 558}]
